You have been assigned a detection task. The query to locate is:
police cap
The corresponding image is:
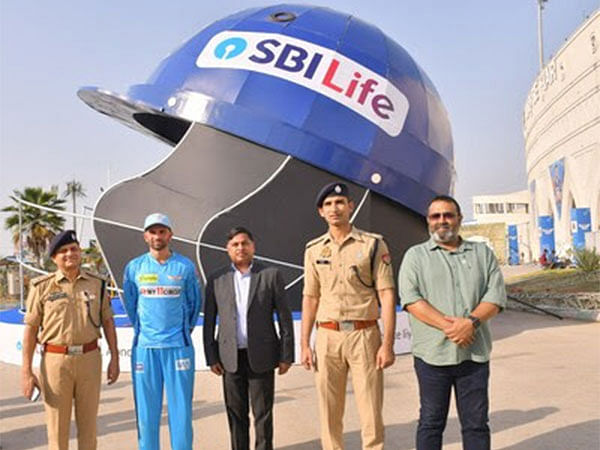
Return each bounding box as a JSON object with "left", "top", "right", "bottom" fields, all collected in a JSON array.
[
  {"left": 315, "top": 182, "right": 350, "bottom": 208},
  {"left": 48, "top": 230, "right": 79, "bottom": 257}
]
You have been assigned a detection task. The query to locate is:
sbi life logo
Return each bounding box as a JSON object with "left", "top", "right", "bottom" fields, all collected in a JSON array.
[
  {"left": 197, "top": 31, "right": 409, "bottom": 136},
  {"left": 214, "top": 37, "right": 247, "bottom": 60}
]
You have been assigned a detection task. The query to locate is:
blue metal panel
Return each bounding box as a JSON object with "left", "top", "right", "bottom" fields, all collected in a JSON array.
[
  {"left": 284, "top": 7, "right": 348, "bottom": 48},
  {"left": 235, "top": 72, "right": 316, "bottom": 128},
  {"left": 338, "top": 17, "right": 388, "bottom": 75}
]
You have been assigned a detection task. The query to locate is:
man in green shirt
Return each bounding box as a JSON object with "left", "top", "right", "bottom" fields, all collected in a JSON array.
[{"left": 399, "top": 195, "right": 506, "bottom": 450}]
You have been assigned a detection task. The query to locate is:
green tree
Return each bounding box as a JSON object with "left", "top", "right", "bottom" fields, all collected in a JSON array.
[
  {"left": 82, "top": 240, "right": 108, "bottom": 276},
  {"left": 63, "top": 179, "right": 86, "bottom": 230},
  {"left": 573, "top": 248, "right": 600, "bottom": 273},
  {"left": 2, "top": 187, "right": 66, "bottom": 266}
]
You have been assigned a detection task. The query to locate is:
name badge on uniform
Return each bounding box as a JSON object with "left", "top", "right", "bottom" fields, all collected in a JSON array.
[
  {"left": 316, "top": 259, "right": 331, "bottom": 265},
  {"left": 47, "top": 292, "right": 68, "bottom": 302}
]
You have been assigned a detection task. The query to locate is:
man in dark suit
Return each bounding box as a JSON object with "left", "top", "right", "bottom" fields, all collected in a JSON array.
[{"left": 203, "top": 226, "right": 295, "bottom": 450}]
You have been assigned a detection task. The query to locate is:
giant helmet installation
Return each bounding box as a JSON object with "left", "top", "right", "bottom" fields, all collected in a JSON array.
[{"left": 78, "top": 4, "right": 454, "bottom": 310}]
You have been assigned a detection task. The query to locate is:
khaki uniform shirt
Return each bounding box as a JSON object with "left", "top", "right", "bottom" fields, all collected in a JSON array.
[
  {"left": 24, "top": 270, "right": 113, "bottom": 346},
  {"left": 303, "top": 227, "right": 395, "bottom": 321}
]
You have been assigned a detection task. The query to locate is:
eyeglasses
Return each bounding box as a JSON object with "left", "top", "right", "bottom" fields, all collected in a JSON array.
[{"left": 428, "top": 212, "right": 458, "bottom": 220}]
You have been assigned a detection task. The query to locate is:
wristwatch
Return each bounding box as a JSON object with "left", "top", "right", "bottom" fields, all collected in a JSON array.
[{"left": 468, "top": 315, "right": 481, "bottom": 329}]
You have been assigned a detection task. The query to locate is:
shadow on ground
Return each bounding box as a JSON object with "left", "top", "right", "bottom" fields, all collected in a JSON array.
[
  {"left": 279, "top": 407, "right": 560, "bottom": 449},
  {"left": 498, "top": 419, "right": 600, "bottom": 450},
  {"left": 0, "top": 394, "right": 296, "bottom": 449},
  {"left": 490, "top": 310, "right": 586, "bottom": 342}
]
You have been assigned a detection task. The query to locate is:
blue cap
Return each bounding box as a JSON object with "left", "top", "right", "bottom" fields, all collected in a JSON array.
[
  {"left": 48, "top": 230, "right": 79, "bottom": 257},
  {"left": 315, "top": 182, "right": 350, "bottom": 208},
  {"left": 143, "top": 213, "right": 172, "bottom": 231}
]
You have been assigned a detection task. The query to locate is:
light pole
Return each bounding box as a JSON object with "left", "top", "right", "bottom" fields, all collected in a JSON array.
[
  {"left": 78, "top": 205, "right": 94, "bottom": 242},
  {"left": 17, "top": 199, "right": 25, "bottom": 311},
  {"left": 537, "top": 0, "right": 549, "bottom": 70}
]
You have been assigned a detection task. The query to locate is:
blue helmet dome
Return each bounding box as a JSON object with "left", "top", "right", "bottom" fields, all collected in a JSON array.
[{"left": 79, "top": 4, "right": 453, "bottom": 216}]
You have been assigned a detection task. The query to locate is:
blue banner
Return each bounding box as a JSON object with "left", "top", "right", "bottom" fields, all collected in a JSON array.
[
  {"left": 549, "top": 159, "right": 565, "bottom": 219},
  {"left": 538, "top": 215, "right": 555, "bottom": 253},
  {"left": 508, "top": 224, "right": 519, "bottom": 265},
  {"left": 570, "top": 207, "right": 591, "bottom": 250}
]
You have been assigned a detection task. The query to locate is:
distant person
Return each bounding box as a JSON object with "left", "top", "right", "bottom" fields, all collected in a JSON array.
[
  {"left": 203, "top": 226, "right": 294, "bottom": 450},
  {"left": 539, "top": 249, "right": 549, "bottom": 268},
  {"left": 399, "top": 195, "right": 507, "bottom": 450},
  {"left": 301, "top": 182, "right": 396, "bottom": 450},
  {"left": 21, "top": 230, "right": 119, "bottom": 450},
  {"left": 123, "top": 213, "right": 201, "bottom": 450},
  {"left": 549, "top": 249, "right": 568, "bottom": 269}
]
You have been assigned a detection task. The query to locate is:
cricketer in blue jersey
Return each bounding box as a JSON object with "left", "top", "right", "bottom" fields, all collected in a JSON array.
[{"left": 123, "top": 213, "right": 202, "bottom": 450}]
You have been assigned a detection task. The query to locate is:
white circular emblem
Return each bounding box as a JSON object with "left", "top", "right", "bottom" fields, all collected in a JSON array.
[
  {"left": 334, "top": 185, "right": 342, "bottom": 193},
  {"left": 371, "top": 173, "right": 382, "bottom": 184}
]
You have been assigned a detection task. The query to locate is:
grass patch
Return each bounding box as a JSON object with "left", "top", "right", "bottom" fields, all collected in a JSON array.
[{"left": 507, "top": 269, "right": 599, "bottom": 294}]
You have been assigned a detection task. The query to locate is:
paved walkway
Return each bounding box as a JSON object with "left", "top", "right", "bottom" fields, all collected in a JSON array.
[
  {"left": 1, "top": 309, "right": 599, "bottom": 449},
  {"left": 500, "top": 263, "right": 542, "bottom": 282}
]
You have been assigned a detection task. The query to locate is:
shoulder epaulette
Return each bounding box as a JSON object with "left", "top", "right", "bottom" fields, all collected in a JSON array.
[
  {"left": 361, "top": 230, "right": 383, "bottom": 241},
  {"left": 84, "top": 270, "right": 107, "bottom": 282},
  {"left": 31, "top": 273, "right": 54, "bottom": 286},
  {"left": 305, "top": 235, "right": 326, "bottom": 249}
]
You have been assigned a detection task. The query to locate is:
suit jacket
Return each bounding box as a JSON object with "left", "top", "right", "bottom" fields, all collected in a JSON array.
[{"left": 203, "top": 261, "right": 295, "bottom": 373}]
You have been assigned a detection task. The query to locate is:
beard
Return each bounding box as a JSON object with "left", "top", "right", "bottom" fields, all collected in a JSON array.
[
  {"left": 150, "top": 241, "right": 168, "bottom": 251},
  {"left": 430, "top": 226, "right": 458, "bottom": 243}
]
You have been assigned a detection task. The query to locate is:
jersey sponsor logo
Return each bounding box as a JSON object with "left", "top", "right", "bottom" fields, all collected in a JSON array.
[
  {"left": 167, "top": 275, "right": 182, "bottom": 281},
  {"left": 138, "top": 273, "right": 159, "bottom": 283},
  {"left": 134, "top": 362, "right": 144, "bottom": 373},
  {"left": 139, "top": 286, "right": 182, "bottom": 297},
  {"left": 196, "top": 31, "right": 409, "bottom": 136},
  {"left": 175, "top": 358, "right": 191, "bottom": 371}
]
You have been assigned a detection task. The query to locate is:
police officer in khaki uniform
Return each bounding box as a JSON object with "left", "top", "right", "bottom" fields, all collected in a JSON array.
[
  {"left": 21, "top": 230, "right": 119, "bottom": 450},
  {"left": 301, "top": 183, "right": 396, "bottom": 450}
]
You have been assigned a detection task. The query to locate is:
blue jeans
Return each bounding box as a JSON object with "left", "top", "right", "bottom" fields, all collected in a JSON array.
[{"left": 414, "top": 357, "right": 490, "bottom": 450}]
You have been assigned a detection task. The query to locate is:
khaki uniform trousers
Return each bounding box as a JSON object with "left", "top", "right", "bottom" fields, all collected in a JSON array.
[
  {"left": 40, "top": 349, "right": 102, "bottom": 450},
  {"left": 315, "top": 325, "right": 384, "bottom": 450}
]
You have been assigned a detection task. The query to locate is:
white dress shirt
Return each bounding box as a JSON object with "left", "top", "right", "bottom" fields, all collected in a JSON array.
[{"left": 232, "top": 263, "right": 252, "bottom": 349}]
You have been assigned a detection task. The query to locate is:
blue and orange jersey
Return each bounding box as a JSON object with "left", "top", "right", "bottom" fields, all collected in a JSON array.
[{"left": 123, "top": 252, "right": 201, "bottom": 348}]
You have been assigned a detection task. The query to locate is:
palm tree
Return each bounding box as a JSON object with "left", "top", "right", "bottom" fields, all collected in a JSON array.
[
  {"left": 82, "top": 240, "right": 108, "bottom": 276},
  {"left": 2, "top": 187, "right": 66, "bottom": 266},
  {"left": 63, "top": 180, "right": 86, "bottom": 230}
]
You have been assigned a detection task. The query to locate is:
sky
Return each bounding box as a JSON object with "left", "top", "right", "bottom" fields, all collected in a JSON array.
[{"left": 1, "top": 0, "right": 598, "bottom": 256}]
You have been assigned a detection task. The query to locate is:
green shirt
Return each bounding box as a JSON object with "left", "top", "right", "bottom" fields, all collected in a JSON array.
[{"left": 398, "top": 237, "right": 507, "bottom": 366}]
